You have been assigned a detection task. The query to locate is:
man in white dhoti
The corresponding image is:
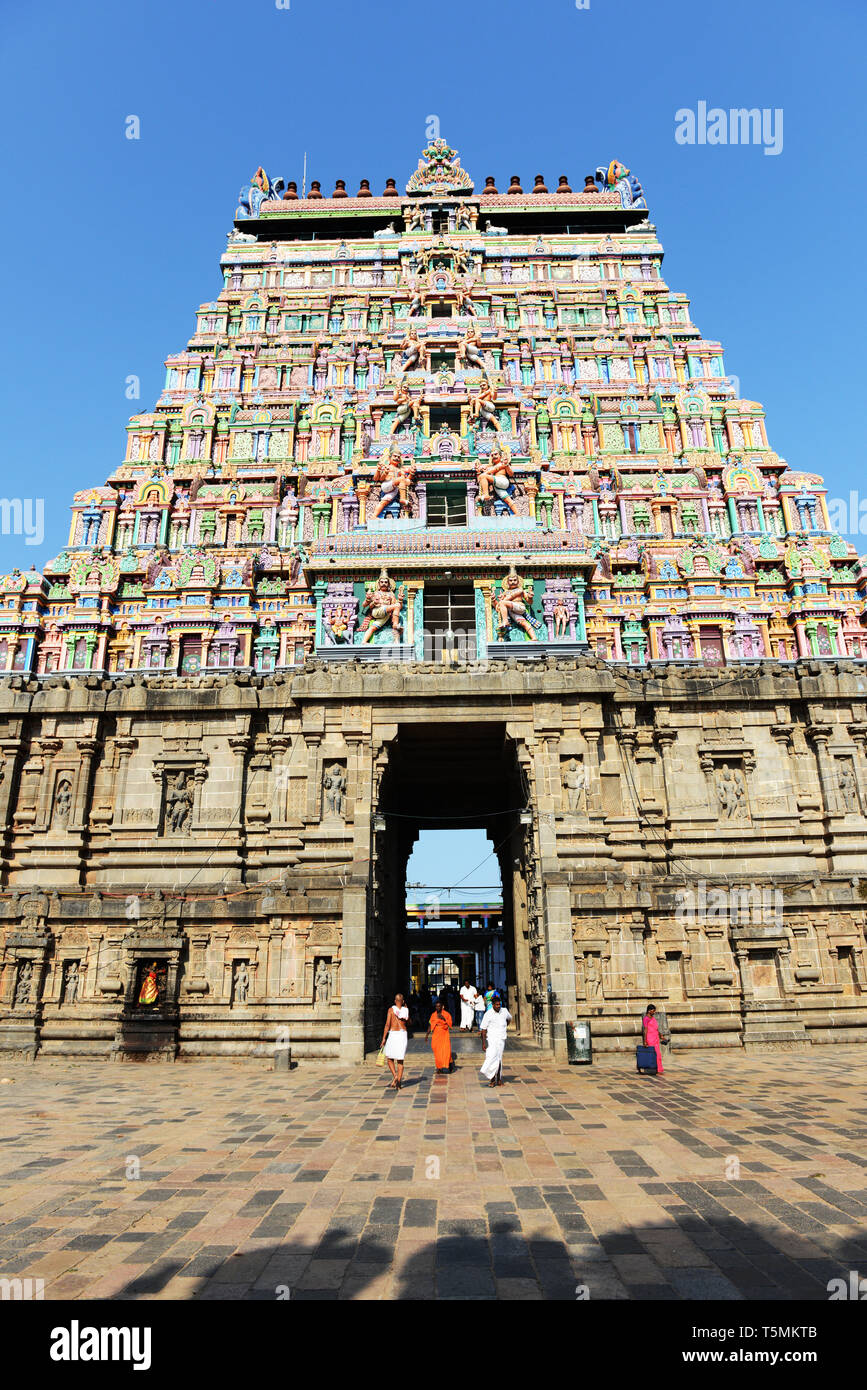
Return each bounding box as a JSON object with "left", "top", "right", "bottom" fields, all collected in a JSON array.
[
  {"left": 459, "top": 980, "right": 477, "bottom": 1031},
  {"left": 479, "top": 994, "right": 512, "bottom": 1087}
]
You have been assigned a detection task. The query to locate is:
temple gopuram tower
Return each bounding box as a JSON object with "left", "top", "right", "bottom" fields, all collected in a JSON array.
[{"left": 1, "top": 142, "right": 866, "bottom": 1062}]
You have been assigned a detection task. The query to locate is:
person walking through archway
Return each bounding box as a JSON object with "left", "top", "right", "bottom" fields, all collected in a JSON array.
[
  {"left": 380, "top": 993, "right": 409, "bottom": 1090},
  {"left": 473, "top": 985, "right": 487, "bottom": 1033},
  {"left": 426, "top": 999, "right": 453, "bottom": 1074},
  {"left": 479, "top": 994, "right": 512, "bottom": 1087},
  {"left": 459, "top": 979, "right": 477, "bottom": 1031}
]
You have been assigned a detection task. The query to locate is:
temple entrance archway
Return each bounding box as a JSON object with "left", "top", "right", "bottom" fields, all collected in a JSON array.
[{"left": 362, "top": 722, "right": 539, "bottom": 1051}]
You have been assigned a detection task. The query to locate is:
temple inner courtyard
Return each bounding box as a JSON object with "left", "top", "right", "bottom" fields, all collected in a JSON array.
[{"left": 1, "top": 1048, "right": 865, "bottom": 1301}]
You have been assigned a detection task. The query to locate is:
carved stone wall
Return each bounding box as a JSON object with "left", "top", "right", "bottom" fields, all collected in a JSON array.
[{"left": 1, "top": 655, "right": 866, "bottom": 1062}]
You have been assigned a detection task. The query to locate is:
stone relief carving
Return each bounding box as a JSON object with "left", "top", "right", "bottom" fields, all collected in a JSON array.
[
  {"left": 562, "top": 758, "right": 586, "bottom": 813},
  {"left": 232, "top": 960, "right": 249, "bottom": 1006},
  {"left": 837, "top": 758, "right": 859, "bottom": 813},
  {"left": 165, "top": 771, "right": 194, "bottom": 835},
  {"left": 52, "top": 777, "right": 72, "bottom": 828},
  {"left": 323, "top": 762, "right": 347, "bottom": 819},
  {"left": 14, "top": 960, "right": 34, "bottom": 1006},
  {"left": 716, "top": 763, "right": 748, "bottom": 820},
  {"left": 581, "top": 952, "right": 604, "bottom": 1000},
  {"left": 313, "top": 958, "right": 332, "bottom": 1006},
  {"left": 62, "top": 959, "right": 80, "bottom": 1004}
]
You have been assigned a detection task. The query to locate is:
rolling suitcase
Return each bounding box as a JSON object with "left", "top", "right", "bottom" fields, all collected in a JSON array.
[{"left": 636, "top": 1044, "right": 658, "bottom": 1075}]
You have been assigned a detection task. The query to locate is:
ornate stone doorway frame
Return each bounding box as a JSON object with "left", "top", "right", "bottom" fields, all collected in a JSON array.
[{"left": 337, "top": 718, "right": 568, "bottom": 1057}]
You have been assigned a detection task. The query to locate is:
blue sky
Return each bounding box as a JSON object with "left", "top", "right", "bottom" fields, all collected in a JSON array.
[
  {"left": 1, "top": 0, "right": 864, "bottom": 883},
  {"left": 1, "top": 0, "right": 864, "bottom": 578},
  {"left": 407, "top": 829, "right": 500, "bottom": 896}
]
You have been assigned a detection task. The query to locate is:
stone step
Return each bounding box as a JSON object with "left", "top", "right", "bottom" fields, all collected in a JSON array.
[{"left": 401, "top": 1031, "right": 542, "bottom": 1056}]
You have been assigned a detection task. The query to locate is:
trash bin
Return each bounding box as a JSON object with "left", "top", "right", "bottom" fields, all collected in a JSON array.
[{"left": 566, "top": 1019, "right": 592, "bottom": 1064}]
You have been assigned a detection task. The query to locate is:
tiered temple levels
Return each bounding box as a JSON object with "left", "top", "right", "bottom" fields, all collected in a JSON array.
[{"left": 2, "top": 141, "right": 864, "bottom": 677}]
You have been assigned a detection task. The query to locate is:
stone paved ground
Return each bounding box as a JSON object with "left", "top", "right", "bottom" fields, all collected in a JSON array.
[{"left": 0, "top": 1048, "right": 866, "bottom": 1301}]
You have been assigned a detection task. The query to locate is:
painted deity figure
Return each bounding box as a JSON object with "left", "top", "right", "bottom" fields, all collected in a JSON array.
[
  {"left": 395, "top": 326, "right": 426, "bottom": 377},
  {"left": 455, "top": 203, "right": 475, "bottom": 231},
  {"left": 278, "top": 487, "right": 299, "bottom": 546},
  {"left": 476, "top": 447, "right": 517, "bottom": 514},
  {"left": 390, "top": 382, "right": 421, "bottom": 436},
  {"left": 312, "top": 342, "right": 329, "bottom": 391},
  {"left": 494, "top": 568, "right": 537, "bottom": 641},
  {"left": 469, "top": 377, "right": 499, "bottom": 431},
  {"left": 553, "top": 599, "right": 570, "bottom": 640},
  {"left": 354, "top": 342, "right": 370, "bottom": 381},
  {"left": 458, "top": 324, "right": 485, "bottom": 372},
  {"left": 371, "top": 448, "right": 416, "bottom": 518},
  {"left": 455, "top": 281, "right": 476, "bottom": 316},
  {"left": 327, "top": 605, "right": 351, "bottom": 643},
  {"left": 138, "top": 962, "right": 160, "bottom": 1007},
  {"left": 406, "top": 277, "right": 424, "bottom": 318},
  {"left": 360, "top": 570, "right": 404, "bottom": 644}
]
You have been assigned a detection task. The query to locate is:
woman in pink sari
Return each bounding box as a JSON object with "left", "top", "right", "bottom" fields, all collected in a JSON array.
[{"left": 642, "top": 1003, "right": 664, "bottom": 1075}]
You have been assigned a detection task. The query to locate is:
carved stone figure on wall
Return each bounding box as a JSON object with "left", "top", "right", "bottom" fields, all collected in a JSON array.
[
  {"left": 314, "top": 959, "right": 332, "bottom": 1007},
  {"left": 838, "top": 760, "right": 859, "bottom": 813},
  {"left": 166, "top": 771, "right": 194, "bottom": 835},
  {"left": 324, "top": 763, "right": 347, "bottom": 819},
  {"left": 716, "top": 764, "right": 747, "bottom": 820},
  {"left": 62, "top": 959, "right": 80, "bottom": 1005},
  {"left": 52, "top": 778, "right": 72, "bottom": 828},
  {"left": 233, "top": 961, "right": 249, "bottom": 1005},
  {"left": 583, "top": 953, "right": 603, "bottom": 1000},
  {"left": 563, "top": 759, "right": 585, "bottom": 813},
  {"left": 14, "top": 960, "right": 33, "bottom": 1006}
]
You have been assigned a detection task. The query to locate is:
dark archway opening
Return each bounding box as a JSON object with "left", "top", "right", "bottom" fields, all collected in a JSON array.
[{"left": 366, "top": 722, "right": 532, "bottom": 1049}]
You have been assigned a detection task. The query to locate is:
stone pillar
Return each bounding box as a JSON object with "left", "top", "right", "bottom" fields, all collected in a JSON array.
[
  {"left": 807, "top": 726, "right": 839, "bottom": 818},
  {"left": 70, "top": 739, "right": 99, "bottom": 833},
  {"left": 542, "top": 874, "right": 578, "bottom": 1061},
  {"left": 110, "top": 735, "right": 138, "bottom": 827}
]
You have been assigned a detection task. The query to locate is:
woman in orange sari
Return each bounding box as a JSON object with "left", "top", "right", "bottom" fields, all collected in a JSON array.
[{"left": 426, "top": 999, "right": 453, "bottom": 1074}]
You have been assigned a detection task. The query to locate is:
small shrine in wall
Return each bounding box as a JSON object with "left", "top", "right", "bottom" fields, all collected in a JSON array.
[{"left": 0, "top": 142, "right": 866, "bottom": 1063}]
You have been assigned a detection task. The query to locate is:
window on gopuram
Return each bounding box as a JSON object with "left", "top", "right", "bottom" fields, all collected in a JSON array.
[
  {"left": 429, "top": 405, "right": 462, "bottom": 434},
  {"left": 423, "top": 584, "right": 477, "bottom": 662},
  {"left": 426, "top": 483, "right": 468, "bottom": 528}
]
